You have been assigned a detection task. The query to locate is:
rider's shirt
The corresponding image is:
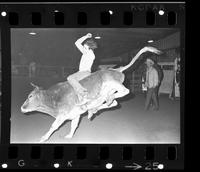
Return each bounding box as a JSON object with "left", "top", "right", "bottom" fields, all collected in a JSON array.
[{"left": 79, "top": 50, "right": 95, "bottom": 72}]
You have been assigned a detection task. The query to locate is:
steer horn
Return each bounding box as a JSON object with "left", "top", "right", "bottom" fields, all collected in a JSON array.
[{"left": 30, "top": 82, "right": 39, "bottom": 89}]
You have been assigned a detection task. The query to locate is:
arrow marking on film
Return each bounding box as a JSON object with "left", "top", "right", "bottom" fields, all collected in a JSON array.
[{"left": 125, "top": 163, "right": 142, "bottom": 170}]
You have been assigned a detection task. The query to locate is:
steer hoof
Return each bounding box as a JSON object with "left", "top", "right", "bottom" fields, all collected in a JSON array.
[
  {"left": 112, "top": 100, "right": 118, "bottom": 106},
  {"left": 64, "top": 134, "right": 73, "bottom": 139},
  {"left": 88, "top": 112, "right": 93, "bottom": 120},
  {"left": 88, "top": 108, "right": 98, "bottom": 120}
]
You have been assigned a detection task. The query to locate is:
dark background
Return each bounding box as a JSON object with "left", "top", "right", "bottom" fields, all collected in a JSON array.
[{"left": 11, "top": 28, "right": 177, "bottom": 68}]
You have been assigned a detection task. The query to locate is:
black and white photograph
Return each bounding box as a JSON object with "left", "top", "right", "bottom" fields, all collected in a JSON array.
[
  {"left": 0, "top": 32, "right": 1, "bottom": 142},
  {"left": 10, "top": 28, "right": 181, "bottom": 144}
]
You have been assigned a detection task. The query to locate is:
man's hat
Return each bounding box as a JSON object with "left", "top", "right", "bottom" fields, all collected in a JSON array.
[{"left": 145, "top": 58, "right": 155, "bottom": 65}]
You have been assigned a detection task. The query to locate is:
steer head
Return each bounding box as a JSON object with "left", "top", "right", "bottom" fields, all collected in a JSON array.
[{"left": 21, "top": 83, "right": 43, "bottom": 113}]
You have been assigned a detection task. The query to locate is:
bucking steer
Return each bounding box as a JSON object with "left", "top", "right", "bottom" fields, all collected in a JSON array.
[{"left": 21, "top": 46, "right": 161, "bottom": 142}]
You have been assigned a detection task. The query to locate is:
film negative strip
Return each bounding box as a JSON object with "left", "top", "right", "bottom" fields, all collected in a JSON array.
[{"left": 0, "top": 1, "right": 185, "bottom": 170}]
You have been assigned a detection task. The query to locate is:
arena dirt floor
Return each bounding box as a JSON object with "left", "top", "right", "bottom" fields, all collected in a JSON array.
[{"left": 10, "top": 77, "right": 180, "bottom": 144}]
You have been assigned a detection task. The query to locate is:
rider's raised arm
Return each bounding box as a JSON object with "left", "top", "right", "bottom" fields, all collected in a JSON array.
[{"left": 75, "top": 33, "right": 92, "bottom": 54}]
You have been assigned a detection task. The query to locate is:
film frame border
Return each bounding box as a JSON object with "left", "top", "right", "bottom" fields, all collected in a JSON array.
[{"left": 0, "top": 2, "right": 185, "bottom": 170}]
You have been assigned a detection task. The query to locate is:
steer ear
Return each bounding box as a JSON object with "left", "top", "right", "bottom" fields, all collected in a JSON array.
[{"left": 30, "top": 82, "right": 40, "bottom": 89}]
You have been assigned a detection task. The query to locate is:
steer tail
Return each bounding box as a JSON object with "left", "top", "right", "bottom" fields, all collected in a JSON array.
[{"left": 116, "top": 46, "right": 162, "bottom": 73}]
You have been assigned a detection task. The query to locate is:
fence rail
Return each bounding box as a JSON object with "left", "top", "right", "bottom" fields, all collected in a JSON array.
[{"left": 12, "top": 65, "right": 77, "bottom": 78}]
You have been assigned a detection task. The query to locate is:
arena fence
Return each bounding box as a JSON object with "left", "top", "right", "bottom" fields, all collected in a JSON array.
[{"left": 11, "top": 65, "right": 77, "bottom": 78}]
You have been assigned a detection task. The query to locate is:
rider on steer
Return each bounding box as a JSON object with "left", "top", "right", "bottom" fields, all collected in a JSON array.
[{"left": 67, "top": 33, "right": 97, "bottom": 105}]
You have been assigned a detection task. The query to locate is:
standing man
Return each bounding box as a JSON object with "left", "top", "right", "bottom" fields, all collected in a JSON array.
[
  {"left": 153, "top": 61, "right": 164, "bottom": 97},
  {"left": 29, "top": 61, "right": 36, "bottom": 78},
  {"left": 144, "top": 58, "right": 159, "bottom": 110}
]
